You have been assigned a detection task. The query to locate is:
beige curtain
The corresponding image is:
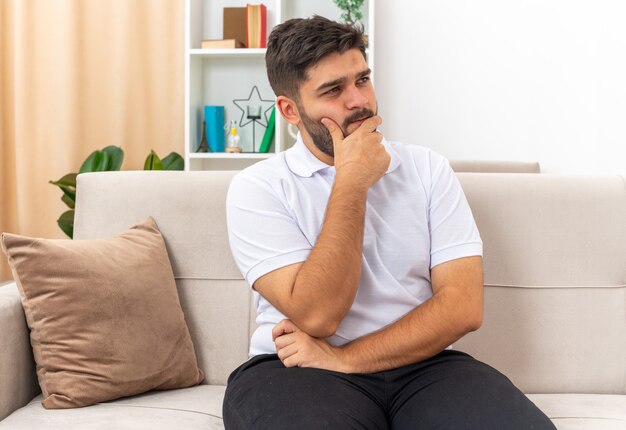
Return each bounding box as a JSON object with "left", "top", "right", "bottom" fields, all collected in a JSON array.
[{"left": 1, "top": 0, "right": 184, "bottom": 281}]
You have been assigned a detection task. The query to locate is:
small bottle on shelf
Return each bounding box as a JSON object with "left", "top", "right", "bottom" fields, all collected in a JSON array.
[{"left": 225, "top": 121, "right": 242, "bottom": 153}]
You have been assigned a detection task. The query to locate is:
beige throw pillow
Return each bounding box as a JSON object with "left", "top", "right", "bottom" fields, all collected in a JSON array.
[{"left": 1, "top": 217, "right": 204, "bottom": 409}]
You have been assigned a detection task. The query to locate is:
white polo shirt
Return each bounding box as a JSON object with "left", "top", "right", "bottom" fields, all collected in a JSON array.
[{"left": 226, "top": 134, "right": 482, "bottom": 357}]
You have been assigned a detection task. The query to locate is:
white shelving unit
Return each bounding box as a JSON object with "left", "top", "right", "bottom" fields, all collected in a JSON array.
[{"left": 185, "top": 0, "right": 375, "bottom": 171}]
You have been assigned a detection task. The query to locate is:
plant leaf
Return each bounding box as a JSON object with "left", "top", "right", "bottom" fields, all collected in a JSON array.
[
  {"left": 161, "top": 152, "right": 184, "bottom": 170},
  {"left": 79, "top": 147, "right": 124, "bottom": 173},
  {"left": 97, "top": 151, "right": 111, "bottom": 171},
  {"left": 58, "top": 185, "right": 76, "bottom": 205},
  {"left": 49, "top": 173, "right": 77, "bottom": 188},
  {"left": 102, "top": 146, "right": 124, "bottom": 171},
  {"left": 79, "top": 150, "right": 104, "bottom": 173},
  {"left": 50, "top": 173, "right": 77, "bottom": 206},
  {"left": 61, "top": 193, "right": 75, "bottom": 209},
  {"left": 144, "top": 150, "right": 164, "bottom": 170},
  {"left": 57, "top": 210, "right": 75, "bottom": 239}
]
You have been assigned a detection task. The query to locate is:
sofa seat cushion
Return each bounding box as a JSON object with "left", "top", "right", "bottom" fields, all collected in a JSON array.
[
  {"left": 3, "top": 390, "right": 624, "bottom": 429},
  {"left": 0, "top": 385, "right": 226, "bottom": 429},
  {"left": 527, "top": 394, "right": 626, "bottom": 430}
]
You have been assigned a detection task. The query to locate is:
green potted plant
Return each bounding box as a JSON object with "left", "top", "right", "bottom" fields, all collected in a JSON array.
[
  {"left": 49, "top": 146, "right": 183, "bottom": 238},
  {"left": 333, "top": 0, "right": 364, "bottom": 26}
]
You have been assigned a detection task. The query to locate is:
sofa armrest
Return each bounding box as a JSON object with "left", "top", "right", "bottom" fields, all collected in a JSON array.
[{"left": 0, "top": 282, "right": 39, "bottom": 421}]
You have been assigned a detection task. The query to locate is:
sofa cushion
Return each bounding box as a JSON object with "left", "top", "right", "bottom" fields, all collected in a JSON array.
[
  {"left": 527, "top": 394, "right": 626, "bottom": 430},
  {"left": 2, "top": 390, "right": 624, "bottom": 430},
  {"left": 73, "top": 171, "right": 252, "bottom": 385},
  {"left": 0, "top": 217, "right": 204, "bottom": 409},
  {"left": 0, "top": 385, "right": 226, "bottom": 429}
]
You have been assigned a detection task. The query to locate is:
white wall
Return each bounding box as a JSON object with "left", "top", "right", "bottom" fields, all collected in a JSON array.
[{"left": 374, "top": 1, "right": 626, "bottom": 174}]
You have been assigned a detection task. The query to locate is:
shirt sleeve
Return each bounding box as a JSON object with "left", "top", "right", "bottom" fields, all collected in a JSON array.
[
  {"left": 226, "top": 171, "right": 312, "bottom": 287},
  {"left": 427, "top": 153, "right": 483, "bottom": 268}
]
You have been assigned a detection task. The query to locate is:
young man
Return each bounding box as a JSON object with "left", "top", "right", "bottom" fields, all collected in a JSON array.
[{"left": 224, "top": 16, "right": 555, "bottom": 429}]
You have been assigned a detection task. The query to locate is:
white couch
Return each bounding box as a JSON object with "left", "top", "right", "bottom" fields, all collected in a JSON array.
[
  {"left": 449, "top": 160, "right": 541, "bottom": 173},
  {"left": 0, "top": 171, "right": 625, "bottom": 429}
]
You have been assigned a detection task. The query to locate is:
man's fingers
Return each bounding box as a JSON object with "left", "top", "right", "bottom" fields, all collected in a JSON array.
[
  {"left": 272, "top": 319, "right": 298, "bottom": 341},
  {"left": 358, "top": 115, "right": 382, "bottom": 133},
  {"left": 321, "top": 117, "right": 344, "bottom": 145},
  {"left": 274, "top": 333, "right": 297, "bottom": 350},
  {"left": 276, "top": 342, "right": 298, "bottom": 362},
  {"left": 271, "top": 320, "right": 286, "bottom": 341},
  {"left": 322, "top": 115, "right": 382, "bottom": 144}
]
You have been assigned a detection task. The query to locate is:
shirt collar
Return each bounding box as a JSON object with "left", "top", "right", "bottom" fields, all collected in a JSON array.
[{"left": 285, "top": 132, "right": 401, "bottom": 178}]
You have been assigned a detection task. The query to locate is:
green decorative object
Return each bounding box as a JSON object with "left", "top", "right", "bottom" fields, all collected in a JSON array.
[
  {"left": 333, "top": 0, "right": 364, "bottom": 26},
  {"left": 50, "top": 147, "right": 184, "bottom": 238},
  {"left": 144, "top": 150, "right": 184, "bottom": 170},
  {"left": 258, "top": 107, "right": 276, "bottom": 153}
]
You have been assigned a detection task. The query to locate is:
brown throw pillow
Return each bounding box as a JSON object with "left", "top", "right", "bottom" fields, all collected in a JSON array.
[{"left": 1, "top": 217, "right": 204, "bottom": 409}]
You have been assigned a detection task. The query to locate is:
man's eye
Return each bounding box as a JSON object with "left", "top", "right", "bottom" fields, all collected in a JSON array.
[
  {"left": 357, "top": 77, "right": 370, "bottom": 85},
  {"left": 324, "top": 87, "right": 340, "bottom": 96}
]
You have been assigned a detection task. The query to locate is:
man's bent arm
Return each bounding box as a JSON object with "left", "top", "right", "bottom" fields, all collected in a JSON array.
[
  {"left": 273, "top": 256, "right": 483, "bottom": 372},
  {"left": 259, "top": 176, "right": 368, "bottom": 338},
  {"left": 339, "top": 256, "right": 484, "bottom": 373},
  {"left": 254, "top": 116, "right": 389, "bottom": 338}
]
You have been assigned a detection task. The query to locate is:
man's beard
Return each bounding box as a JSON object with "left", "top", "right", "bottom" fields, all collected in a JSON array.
[{"left": 298, "top": 105, "right": 377, "bottom": 158}]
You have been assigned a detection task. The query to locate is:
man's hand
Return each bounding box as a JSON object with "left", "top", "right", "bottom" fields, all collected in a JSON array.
[
  {"left": 322, "top": 116, "right": 390, "bottom": 189},
  {"left": 273, "top": 319, "right": 347, "bottom": 373}
]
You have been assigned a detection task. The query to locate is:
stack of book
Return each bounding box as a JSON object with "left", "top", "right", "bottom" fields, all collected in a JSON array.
[
  {"left": 200, "top": 4, "right": 267, "bottom": 50},
  {"left": 223, "top": 7, "right": 247, "bottom": 47},
  {"left": 246, "top": 4, "right": 267, "bottom": 49},
  {"left": 201, "top": 39, "right": 245, "bottom": 49}
]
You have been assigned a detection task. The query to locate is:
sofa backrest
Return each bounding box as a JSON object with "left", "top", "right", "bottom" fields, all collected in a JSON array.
[
  {"left": 75, "top": 171, "right": 626, "bottom": 393},
  {"left": 450, "top": 160, "right": 540, "bottom": 173},
  {"left": 75, "top": 171, "right": 249, "bottom": 386},
  {"left": 455, "top": 173, "right": 626, "bottom": 394}
]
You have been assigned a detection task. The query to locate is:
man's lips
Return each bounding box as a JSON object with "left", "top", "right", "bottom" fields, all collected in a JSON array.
[
  {"left": 342, "top": 111, "right": 374, "bottom": 131},
  {"left": 343, "top": 118, "right": 367, "bottom": 134},
  {"left": 349, "top": 116, "right": 369, "bottom": 126}
]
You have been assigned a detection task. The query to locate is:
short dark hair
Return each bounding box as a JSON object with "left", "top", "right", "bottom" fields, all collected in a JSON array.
[{"left": 266, "top": 15, "right": 366, "bottom": 101}]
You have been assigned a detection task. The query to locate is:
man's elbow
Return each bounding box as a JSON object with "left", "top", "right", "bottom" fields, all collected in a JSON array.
[
  {"left": 463, "top": 305, "right": 483, "bottom": 333},
  {"left": 460, "top": 282, "right": 484, "bottom": 333},
  {"left": 467, "top": 312, "right": 483, "bottom": 333},
  {"left": 298, "top": 315, "right": 340, "bottom": 338}
]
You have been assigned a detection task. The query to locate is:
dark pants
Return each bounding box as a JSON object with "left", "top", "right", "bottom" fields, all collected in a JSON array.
[{"left": 223, "top": 350, "right": 555, "bottom": 430}]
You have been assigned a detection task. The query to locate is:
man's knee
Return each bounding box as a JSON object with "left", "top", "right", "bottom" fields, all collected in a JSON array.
[
  {"left": 224, "top": 362, "right": 388, "bottom": 430},
  {"left": 390, "top": 352, "right": 555, "bottom": 429},
  {"left": 458, "top": 358, "right": 555, "bottom": 428}
]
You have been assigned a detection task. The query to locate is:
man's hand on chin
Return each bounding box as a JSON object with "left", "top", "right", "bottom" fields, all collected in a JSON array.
[{"left": 272, "top": 319, "right": 348, "bottom": 373}]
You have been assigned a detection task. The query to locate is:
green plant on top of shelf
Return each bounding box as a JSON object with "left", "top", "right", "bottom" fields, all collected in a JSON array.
[
  {"left": 49, "top": 146, "right": 183, "bottom": 238},
  {"left": 333, "top": 0, "right": 364, "bottom": 26}
]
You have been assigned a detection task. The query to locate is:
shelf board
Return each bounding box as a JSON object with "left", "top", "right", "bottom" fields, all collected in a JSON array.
[
  {"left": 189, "top": 152, "right": 274, "bottom": 159},
  {"left": 189, "top": 48, "right": 266, "bottom": 58}
]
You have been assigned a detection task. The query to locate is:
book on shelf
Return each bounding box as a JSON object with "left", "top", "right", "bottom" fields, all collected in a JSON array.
[
  {"left": 259, "top": 107, "right": 275, "bottom": 153},
  {"left": 201, "top": 39, "right": 245, "bottom": 49},
  {"left": 223, "top": 7, "right": 247, "bottom": 47},
  {"left": 246, "top": 4, "right": 267, "bottom": 49}
]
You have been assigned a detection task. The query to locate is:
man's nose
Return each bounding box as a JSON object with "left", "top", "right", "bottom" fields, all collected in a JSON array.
[{"left": 344, "top": 85, "right": 368, "bottom": 109}]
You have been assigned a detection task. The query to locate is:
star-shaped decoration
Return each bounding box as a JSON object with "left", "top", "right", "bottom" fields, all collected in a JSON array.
[{"left": 232, "top": 86, "right": 275, "bottom": 129}]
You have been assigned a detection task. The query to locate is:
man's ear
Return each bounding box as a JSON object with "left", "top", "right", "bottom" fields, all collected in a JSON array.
[{"left": 276, "top": 96, "right": 300, "bottom": 126}]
